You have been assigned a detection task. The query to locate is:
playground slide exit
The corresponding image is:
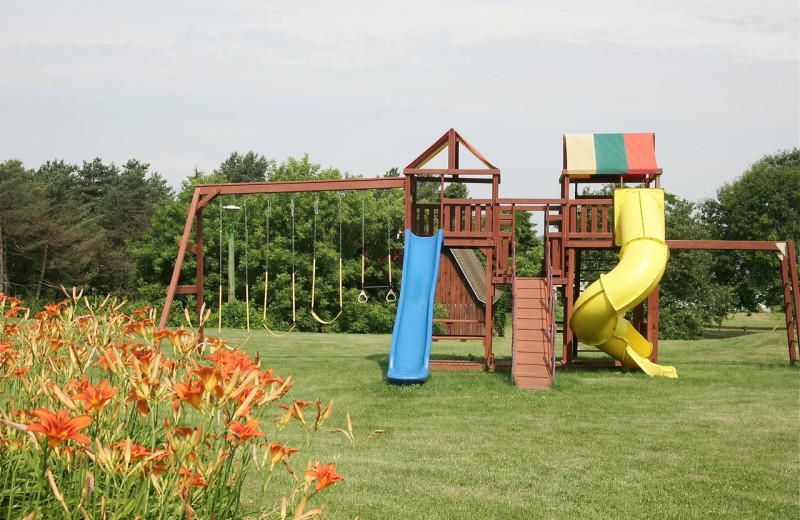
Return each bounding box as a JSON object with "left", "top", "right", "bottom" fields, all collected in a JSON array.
[
  {"left": 569, "top": 188, "right": 678, "bottom": 378},
  {"left": 387, "top": 229, "right": 444, "bottom": 383}
]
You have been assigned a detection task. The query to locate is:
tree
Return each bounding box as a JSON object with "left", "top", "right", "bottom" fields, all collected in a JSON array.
[
  {"left": 216, "top": 152, "right": 270, "bottom": 183},
  {"left": 660, "top": 194, "right": 735, "bottom": 339},
  {"left": 30, "top": 161, "right": 102, "bottom": 298},
  {"left": 79, "top": 159, "right": 171, "bottom": 295},
  {"left": 0, "top": 161, "right": 47, "bottom": 294},
  {"left": 443, "top": 182, "right": 467, "bottom": 199},
  {"left": 702, "top": 148, "right": 800, "bottom": 310}
]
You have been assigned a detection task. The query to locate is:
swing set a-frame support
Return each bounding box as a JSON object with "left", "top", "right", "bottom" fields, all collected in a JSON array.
[{"left": 158, "top": 177, "right": 406, "bottom": 336}]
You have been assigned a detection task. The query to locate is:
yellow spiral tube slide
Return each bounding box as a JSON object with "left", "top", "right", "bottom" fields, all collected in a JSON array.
[{"left": 569, "top": 188, "right": 677, "bottom": 378}]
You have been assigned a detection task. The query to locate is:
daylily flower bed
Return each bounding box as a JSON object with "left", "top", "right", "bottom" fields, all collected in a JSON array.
[{"left": 0, "top": 290, "right": 342, "bottom": 519}]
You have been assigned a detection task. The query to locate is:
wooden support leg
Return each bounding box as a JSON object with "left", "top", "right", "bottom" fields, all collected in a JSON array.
[
  {"left": 789, "top": 245, "right": 800, "bottom": 364},
  {"left": 633, "top": 302, "right": 644, "bottom": 334},
  {"left": 647, "top": 285, "right": 659, "bottom": 362},
  {"left": 160, "top": 189, "right": 202, "bottom": 330},
  {"left": 196, "top": 208, "right": 205, "bottom": 339},
  {"left": 563, "top": 249, "right": 576, "bottom": 365},
  {"left": 781, "top": 251, "right": 798, "bottom": 364},
  {"left": 484, "top": 247, "right": 494, "bottom": 369}
]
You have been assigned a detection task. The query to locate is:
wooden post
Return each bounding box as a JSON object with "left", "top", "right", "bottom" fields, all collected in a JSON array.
[
  {"left": 647, "top": 285, "right": 659, "bottom": 362},
  {"left": 633, "top": 302, "right": 644, "bottom": 334},
  {"left": 561, "top": 176, "right": 570, "bottom": 268},
  {"left": 196, "top": 207, "right": 205, "bottom": 338},
  {"left": 563, "top": 249, "right": 576, "bottom": 364},
  {"left": 484, "top": 246, "right": 494, "bottom": 369},
  {"left": 159, "top": 189, "right": 201, "bottom": 330},
  {"left": 789, "top": 245, "right": 800, "bottom": 363},
  {"left": 571, "top": 249, "right": 581, "bottom": 361},
  {"left": 781, "top": 247, "right": 798, "bottom": 364}
]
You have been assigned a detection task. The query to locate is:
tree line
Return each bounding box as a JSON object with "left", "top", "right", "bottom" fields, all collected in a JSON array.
[{"left": 0, "top": 148, "right": 797, "bottom": 338}]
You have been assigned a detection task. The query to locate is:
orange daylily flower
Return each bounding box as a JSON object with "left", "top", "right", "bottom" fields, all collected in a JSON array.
[
  {"left": 123, "top": 319, "right": 153, "bottom": 338},
  {"left": 226, "top": 419, "right": 265, "bottom": 445},
  {"left": 66, "top": 375, "right": 92, "bottom": 394},
  {"left": 206, "top": 349, "right": 257, "bottom": 379},
  {"left": 73, "top": 379, "right": 119, "bottom": 413},
  {"left": 4, "top": 306, "right": 23, "bottom": 318},
  {"left": 267, "top": 441, "right": 299, "bottom": 468},
  {"left": 203, "top": 336, "right": 229, "bottom": 353},
  {"left": 10, "top": 367, "right": 29, "bottom": 378},
  {"left": 26, "top": 408, "right": 92, "bottom": 448},
  {"left": 277, "top": 400, "right": 313, "bottom": 426},
  {"left": 131, "top": 306, "right": 152, "bottom": 319},
  {"left": 114, "top": 439, "right": 152, "bottom": 462},
  {"left": 126, "top": 387, "right": 150, "bottom": 417},
  {"left": 259, "top": 367, "right": 285, "bottom": 386},
  {"left": 95, "top": 348, "right": 119, "bottom": 374},
  {"left": 129, "top": 349, "right": 156, "bottom": 376},
  {"left": 178, "top": 467, "right": 210, "bottom": 490},
  {"left": 304, "top": 461, "right": 343, "bottom": 492},
  {"left": 0, "top": 293, "right": 23, "bottom": 306},
  {"left": 233, "top": 382, "right": 266, "bottom": 417},
  {"left": 153, "top": 328, "right": 189, "bottom": 347},
  {"left": 42, "top": 301, "right": 67, "bottom": 317},
  {"left": 192, "top": 366, "right": 221, "bottom": 394},
  {"left": 3, "top": 323, "right": 20, "bottom": 336},
  {"left": 172, "top": 380, "right": 204, "bottom": 411},
  {"left": 0, "top": 342, "right": 19, "bottom": 366}
]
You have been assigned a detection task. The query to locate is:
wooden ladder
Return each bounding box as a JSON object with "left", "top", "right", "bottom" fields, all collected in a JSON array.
[{"left": 512, "top": 277, "right": 555, "bottom": 389}]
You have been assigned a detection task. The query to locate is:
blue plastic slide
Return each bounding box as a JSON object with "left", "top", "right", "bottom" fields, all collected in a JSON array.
[{"left": 387, "top": 229, "right": 444, "bottom": 383}]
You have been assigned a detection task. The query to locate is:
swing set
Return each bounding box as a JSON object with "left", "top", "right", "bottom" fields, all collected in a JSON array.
[{"left": 161, "top": 177, "right": 406, "bottom": 337}]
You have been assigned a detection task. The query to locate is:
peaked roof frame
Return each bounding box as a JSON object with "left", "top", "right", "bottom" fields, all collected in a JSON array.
[{"left": 404, "top": 128, "right": 499, "bottom": 176}]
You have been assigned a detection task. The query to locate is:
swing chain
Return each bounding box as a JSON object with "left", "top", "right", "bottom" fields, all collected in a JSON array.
[
  {"left": 338, "top": 191, "right": 344, "bottom": 258},
  {"left": 358, "top": 191, "right": 368, "bottom": 303},
  {"left": 265, "top": 196, "right": 271, "bottom": 272},
  {"left": 313, "top": 193, "right": 318, "bottom": 259},
  {"left": 291, "top": 194, "right": 295, "bottom": 271},
  {"left": 386, "top": 190, "right": 396, "bottom": 303},
  {"left": 244, "top": 197, "right": 249, "bottom": 288},
  {"left": 219, "top": 198, "right": 223, "bottom": 282}
]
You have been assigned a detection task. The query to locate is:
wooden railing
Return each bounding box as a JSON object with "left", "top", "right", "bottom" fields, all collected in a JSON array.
[
  {"left": 567, "top": 198, "right": 613, "bottom": 239},
  {"left": 414, "top": 204, "right": 440, "bottom": 236},
  {"left": 440, "top": 199, "right": 494, "bottom": 238}
]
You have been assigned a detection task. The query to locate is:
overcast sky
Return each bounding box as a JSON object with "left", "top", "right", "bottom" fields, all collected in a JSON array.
[{"left": 1, "top": 0, "right": 798, "bottom": 202}]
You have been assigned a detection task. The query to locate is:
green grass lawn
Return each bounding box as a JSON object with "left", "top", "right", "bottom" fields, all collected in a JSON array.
[{"left": 216, "top": 327, "right": 799, "bottom": 519}]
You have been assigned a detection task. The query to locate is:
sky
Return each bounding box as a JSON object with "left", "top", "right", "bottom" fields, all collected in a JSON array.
[{"left": 1, "top": 0, "right": 798, "bottom": 203}]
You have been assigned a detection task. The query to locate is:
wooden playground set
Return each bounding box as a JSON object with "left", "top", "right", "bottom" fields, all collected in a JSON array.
[{"left": 160, "top": 129, "right": 800, "bottom": 390}]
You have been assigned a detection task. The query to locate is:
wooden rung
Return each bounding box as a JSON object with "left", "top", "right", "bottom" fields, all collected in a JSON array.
[{"left": 175, "top": 284, "right": 199, "bottom": 294}]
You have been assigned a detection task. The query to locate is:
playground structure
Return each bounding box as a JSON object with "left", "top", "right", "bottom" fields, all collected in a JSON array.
[{"left": 160, "top": 129, "right": 800, "bottom": 389}]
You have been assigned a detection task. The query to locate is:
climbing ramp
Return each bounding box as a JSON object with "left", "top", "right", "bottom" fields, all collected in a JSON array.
[{"left": 512, "top": 277, "right": 556, "bottom": 390}]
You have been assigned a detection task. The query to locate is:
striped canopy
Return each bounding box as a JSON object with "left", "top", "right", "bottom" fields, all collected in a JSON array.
[{"left": 563, "top": 133, "right": 659, "bottom": 176}]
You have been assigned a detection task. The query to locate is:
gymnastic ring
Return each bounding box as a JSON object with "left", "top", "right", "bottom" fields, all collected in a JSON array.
[
  {"left": 358, "top": 289, "right": 369, "bottom": 303},
  {"left": 385, "top": 289, "right": 397, "bottom": 302}
]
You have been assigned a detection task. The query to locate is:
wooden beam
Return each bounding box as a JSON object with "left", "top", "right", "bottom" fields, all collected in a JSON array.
[
  {"left": 667, "top": 240, "right": 782, "bottom": 251},
  {"left": 403, "top": 168, "right": 500, "bottom": 176},
  {"left": 196, "top": 177, "right": 404, "bottom": 197},
  {"left": 197, "top": 188, "right": 221, "bottom": 210}
]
